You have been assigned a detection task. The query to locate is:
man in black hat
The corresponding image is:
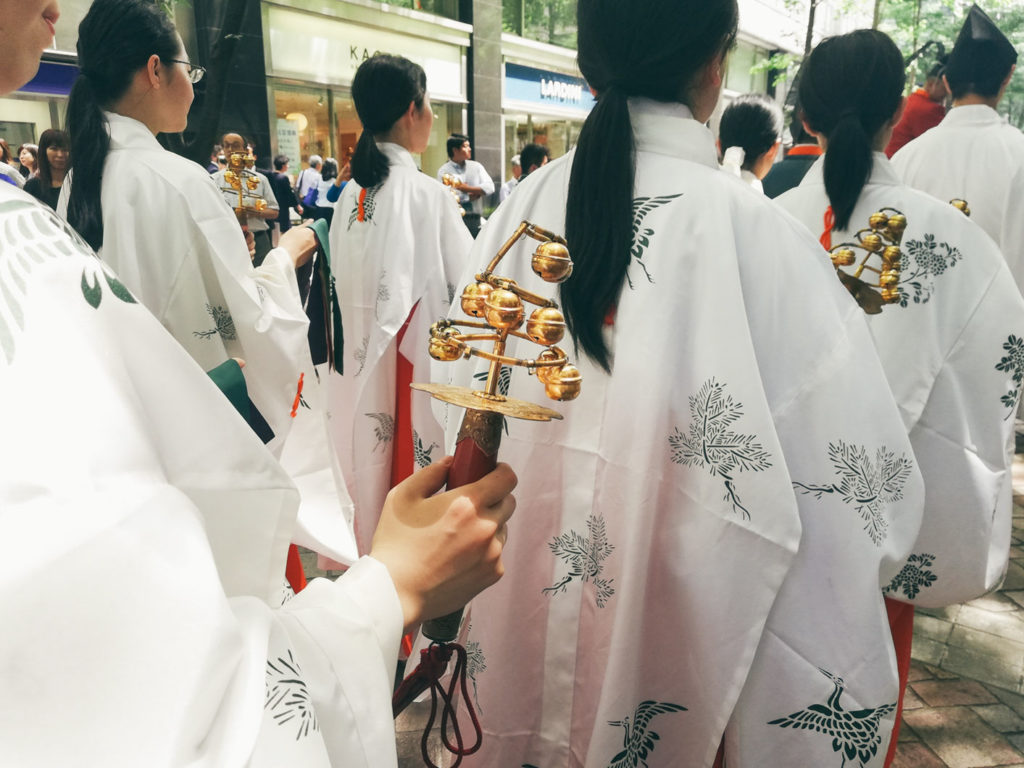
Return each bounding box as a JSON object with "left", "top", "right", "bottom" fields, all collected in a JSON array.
[{"left": 892, "top": 4, "right": 1024, "bottom": 294}]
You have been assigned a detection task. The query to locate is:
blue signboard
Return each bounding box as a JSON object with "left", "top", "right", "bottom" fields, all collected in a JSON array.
[
  {"left": 20, "top": 61, "right": 79, "bottom": 96},
  {"left": 504, "top": 62, "right": 596, "bottom": 113}
]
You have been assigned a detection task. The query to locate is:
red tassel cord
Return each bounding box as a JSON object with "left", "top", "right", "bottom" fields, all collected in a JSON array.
[{"left": 820, "top": 205, "right": 835, "bottom": 251}]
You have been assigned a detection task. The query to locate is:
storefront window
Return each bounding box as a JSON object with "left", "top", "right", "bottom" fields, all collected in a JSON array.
[
  {"left": 502, "top": 0, "right": 578, "bottom": 49},
  {"left": 388, "top": 0, "right": 460, "bottom": 19},
  {"left": 504, "top": 113, "right": 581, "bottom": 177},
  {"left": 271, "top": 82, "right": 461, "bottom": 178}
]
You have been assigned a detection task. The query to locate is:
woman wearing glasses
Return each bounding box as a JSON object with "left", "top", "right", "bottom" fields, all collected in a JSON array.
[{"left": 61, "top": 0, "right": 358, "bottom": 568}]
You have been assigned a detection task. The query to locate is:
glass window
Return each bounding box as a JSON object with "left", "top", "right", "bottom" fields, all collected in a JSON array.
[
  {"left": 384, "top": 0, "right": 460, "bottom": 20},
  {"left": 503, "top": 0, "right": 578, "bottom": 49},
  {"left": 725, "top": 41, "right": 769, "bottom": 95},
  {"left": 503, "top": 113, "right": 581, "bottom": 180}
]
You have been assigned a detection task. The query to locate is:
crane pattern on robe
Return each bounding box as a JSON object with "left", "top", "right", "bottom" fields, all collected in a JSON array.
[
  {"left": 543, "top": 513, "right": 616, "bottom": 607},
  {"left": 413, "top": 429, "right": 439, "bottom": 468},
  {"left": 628, "top": 193, "right": 683, "bottom": 287},
  {"left": 347, "top": 184, "right": 380, "bottom": 228},
  {"left": 0, "top": 196, "right": 137, "bottom": 365},
  {"left": 668, "top": 378, "right": 773, "bottom": 519},
  {"left": 365, "top": 411, "right": 395, "bottom": 452},
  {"left": 520, "top": 700, "right": 686, "bottom": 768},
  {"left": 265, "top": 649, "right": 320, "bottom": 740},
  {"left": 193, "top": 303, "right": 237, "bottom": 341},
  {"left": 353, "top": 334, "right": 369, "bottom": 376},
  {"left": 792, "top": 440, "right": 912, "bottom": 545},
  {"left": 768, "top": 667, "right": 896, "bottom": 767}
]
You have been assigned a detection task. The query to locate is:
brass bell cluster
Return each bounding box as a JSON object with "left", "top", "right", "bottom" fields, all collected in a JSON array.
[
  {"left": 428, "top": 221, "right": 582, "bottom": 407},
  {"left": 222, "top": 151, "right": 268, "bottom": 218},
  {"left": 828, "top": 207, "right": 906, "bottom": 313},
  {"left": 441, "top": 174, "right": 466, "bottom": 217},
  {"left": 950, "top": 198, "right": 971, "bottom": 217}
]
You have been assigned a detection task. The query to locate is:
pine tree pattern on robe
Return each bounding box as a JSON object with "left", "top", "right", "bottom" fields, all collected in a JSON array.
[
  {"left": 375, "top": 269, "right": 390, "bottom": 321},
  {"left": 464, "top": 623, "right": 486, "bottom": 713},
  {"left": 543, "top": 513, "right": 616, "bottom": 607},
  {"left": 995, "top": 334, "right": 1024, "bottom": 416},
  {"left": 768, "top": 668, "right": 896, "bottom": 768},
  {"left": 353, "top": 334, "right": 369, "bottom": 376},
  {"left": 628, "top": 194, "right": 683, "bottom": 287},
  {"left": 884, "top": 553, "right": 938, "bottom": 599},
  {"left": 265, "top": 649, "right": 320, "bottom": 740},
  {"left": 792, "top": 440, "right": 913, "bottom": 545},
  {"left": 897, "top": 233, "right": 963, "bottom": 306},
  {"left": 668, "top": 378, "right": 773, "bottom": 519},
  {"left": 0, "top": 197, "right": 136, "bottom": 365},
  {"left": 192, "top": 303, "right": 237, "bottom": 341}
]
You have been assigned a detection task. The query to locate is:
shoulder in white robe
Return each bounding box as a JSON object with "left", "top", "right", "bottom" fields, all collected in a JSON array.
[
  {"left": 892, "top": 105, "right": 1024, "bottom": 295},
  {"left": 436, "top": 98, "right": 923, "bottom": 768},
  {"left": 0, "top": 182, "right": 401, "bottom": 767},
  {"left": 779, "top": 152, "right": 1024, "bottom": 608}
]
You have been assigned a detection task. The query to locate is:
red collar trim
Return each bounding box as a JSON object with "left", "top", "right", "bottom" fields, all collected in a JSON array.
[{"left": 787, "top": 145, "right": 823, "bottom": 157}]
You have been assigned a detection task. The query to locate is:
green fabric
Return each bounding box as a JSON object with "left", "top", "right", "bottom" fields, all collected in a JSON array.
[{"left": 206, "top": 358, "right": 248, "bottom": 419}]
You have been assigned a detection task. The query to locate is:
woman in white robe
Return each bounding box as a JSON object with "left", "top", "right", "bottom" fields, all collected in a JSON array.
[
  {"left": 717, "top": 92, "right": 782, "bottom": 193},
  {"left": 328, "top": 54, "right": 472, "bottom": 556},
  {"left": 776, "top": 30, "right": 1024, "bottom": 767},
  {"left": 438, "top": 3, "right": 923, "bottom": 767},
  {"left": 59, "top": 0, "right": 354, "bottom": 566},
  {"left": 0, "top": 3, "right": 516, "bottom": 765}
]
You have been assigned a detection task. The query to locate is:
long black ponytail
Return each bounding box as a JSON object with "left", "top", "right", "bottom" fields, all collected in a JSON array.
[
  {"left": 799, "top": 30, "right": 904, "bottom": 231},
  {"left": 718, "top": 93, "right": 783, "bottom": 171},
  {"left": 66, "top": 0, "right": 179, "bottom": 251},
  {"left": 565, "top": 0, "right": 738, "bottom": 372},
  {"left": 350, "top": 54, "right": 427, "bottom": 189}
]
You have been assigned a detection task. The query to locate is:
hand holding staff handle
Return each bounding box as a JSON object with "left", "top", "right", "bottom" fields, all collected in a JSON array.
[{"left": 420, "top": 409, "right": 504, "bottom": 642}]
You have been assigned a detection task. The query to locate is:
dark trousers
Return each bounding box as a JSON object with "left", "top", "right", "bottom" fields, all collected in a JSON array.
[
  {"left": 462, "top": 212, "right": 482, "bottom": 238},
  {"left": 253, "top": 230, "right": 273, "bottom": 267}
]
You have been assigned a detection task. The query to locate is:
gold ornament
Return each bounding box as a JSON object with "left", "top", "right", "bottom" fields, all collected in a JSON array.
[
  {"left": 950, "top": 199, "right": 971, "bottom": 217},
  {"left": 484, "top": 288, "right": 525, "bottom": 331},
  {"left": 545, "top": 364, "right": 582, "bottom": 401},
  {"left": 531, "top": 241, "right": 574, "bottom": 283},
  {"left": 461, "top": 282, "right": 493, "bottom": 318},
  {"left": 829, "top": 207, "right": 907, "bottom": 313},
  {"left": 526, "top": 306, "right": 566, "bottom": 345}
]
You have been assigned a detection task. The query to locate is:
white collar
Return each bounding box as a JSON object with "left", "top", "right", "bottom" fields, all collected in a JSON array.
[
  {"left": 802, "top": 151, "right": 901, "bottom": 190},
  {"left": 940, "top": 104, "right": 1006, "bottom": 128},
  {"left": 378, "top": 142, "right": 418, "bottom": 171},
  {"left": 103, "top": 111, "right": 163, "bottom": 151},
  {"left": 628, "top": 97, "right": 720, "bottom": 170}
]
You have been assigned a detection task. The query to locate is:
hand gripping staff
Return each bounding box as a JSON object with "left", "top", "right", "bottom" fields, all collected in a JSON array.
[{"left": 392, "top": 221, "right": 582, "bottom": 766}]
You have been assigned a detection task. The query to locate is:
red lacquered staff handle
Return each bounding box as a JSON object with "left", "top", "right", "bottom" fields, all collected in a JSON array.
[{"left": 421, "top": 408, "right": 503, "bottom": 642}]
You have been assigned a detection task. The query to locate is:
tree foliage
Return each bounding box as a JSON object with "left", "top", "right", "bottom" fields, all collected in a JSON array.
[{"left": 502, "top": 0, "right": 577, "bottom": 48}]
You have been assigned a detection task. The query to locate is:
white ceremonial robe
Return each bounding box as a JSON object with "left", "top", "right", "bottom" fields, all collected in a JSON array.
[
  {"left": 0, "top": 183, "right": 403, "bottom": 767},
  {"left": 58, "top": 112, "right": 356, "bottom": 565},
  {"left": 779, "top": 153, "right": 1024, "bottom": 608},
  {"left": 329, "top": 142, "right": 471, "bottom": 554},
  {"left": 892, "top": 105, "right": 1024, "bottom": 295},
  {"left": 437, "top": 99, "right": 923, "bottom": 768}
]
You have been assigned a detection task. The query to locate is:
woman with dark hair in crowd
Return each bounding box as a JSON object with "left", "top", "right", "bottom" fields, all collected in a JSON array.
[
  {"left": 23, "top": 128, "right": 67, "bottom": 207},
  {"left": 444, "top": 1, "right": 925, "bottom": 766},
  {"left": 718, "top": 92, "right": 783, "bottom": 191},
  {"left": 0, "top": 138, "right": 24, "bottom": 187},
  {"left": 17, "top": 142, "right": 37, "bottom": 178},
  {"left": 59, "top": 0, "right": 357, "bottom": 578},
  {"left": 778, "top": 29, "right": 1024, "bottom": 767},
  {"left": 328, "top": 53, "right": 471, "bottom": 560}
]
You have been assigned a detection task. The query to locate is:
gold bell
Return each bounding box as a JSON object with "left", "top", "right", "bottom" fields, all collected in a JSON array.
[
  {"left": 887, "top": 214, "right": 907, "bottom": 237},
  {"left": 881, "top": 287, "right": 901, "bottom": 303},
  {"left": 429, "top": 332, "right": 462, "bottom": 362},
  {"left": 531, "top": 241, "right": 574, "bottom": 283},
  {"left": 869, "top": 212, "right": 889, "bottom": 230},
  {"left": 484, "top": 288, "right": 524, "bottom": 331},
  {"left": 882, "top": 245, "right": 901, "bottom": 263},
  {"left": 224, "top": 170, "right": 239, "bottom": 187},
  {"left": 951, "top": 199, "right": 971, "bottom": 217},
  {"left": 860, "top": 233, "right": 883, "bottom": 252},
  {"left": 526, "top": 307, "right": 566, "bottom": 346},
  {"left": 544, "top": 363, "right": 582, "bottom": 401},
  {"left": 535, "top": 348, "right": 564, "bottom": 384},
  {"left": 879, "top": 270, "right": 899, "bottom": 288},
  {"left": 246, "top": 175, "right": 259, "bottom": 191},
  {"left": 831, "top": 248, "right": 856, "bottom": 267},
  {"left": 461, "top": 282, "right": 493, "bottom": 318}
]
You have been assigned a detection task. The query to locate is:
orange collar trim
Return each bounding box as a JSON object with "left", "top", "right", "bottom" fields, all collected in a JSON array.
[{"left": 788, "top": 145, "right": 823, "bottom": 157}]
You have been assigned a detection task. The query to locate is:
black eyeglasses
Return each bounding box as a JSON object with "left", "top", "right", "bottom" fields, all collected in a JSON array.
[{"left": 168, "top": 60, "right": 206, "bottom": 84}]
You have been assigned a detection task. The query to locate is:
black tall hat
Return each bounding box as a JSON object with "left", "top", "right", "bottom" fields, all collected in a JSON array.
[{"left": 945, "top": 4, "right": 1018, "bottom": 93}]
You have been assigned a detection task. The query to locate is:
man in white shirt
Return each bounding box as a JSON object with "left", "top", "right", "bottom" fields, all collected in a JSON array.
[
  {"left": 436, "top": 133, "right": 494, "bottom": 236},
  {"left": 212, "top": 132, "right": 280, "bottom": 265},
  {"left": 892, "top": 4, "right": 1024, "bottom": 293},
  {"left": 296, "top": 153, "right": 323, "bottom": 206},
  {"left": 499, "top": 154, "right": 521, "bottom": 202}
]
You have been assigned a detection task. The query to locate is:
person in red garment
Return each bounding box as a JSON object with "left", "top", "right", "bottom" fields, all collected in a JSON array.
[{"left": 885, "top": 59, "right": 948, "bottom": 156}]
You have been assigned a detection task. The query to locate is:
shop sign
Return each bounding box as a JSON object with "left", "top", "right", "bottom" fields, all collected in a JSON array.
[
  {"left": 276, "top": 119, "right": 302, "bottom": 167},
  {"left": 266, "top": 6, "right": 465, "bottom": 102},
  {"left": 504, "top": 62, "right": 595, "bottom": 113}
]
